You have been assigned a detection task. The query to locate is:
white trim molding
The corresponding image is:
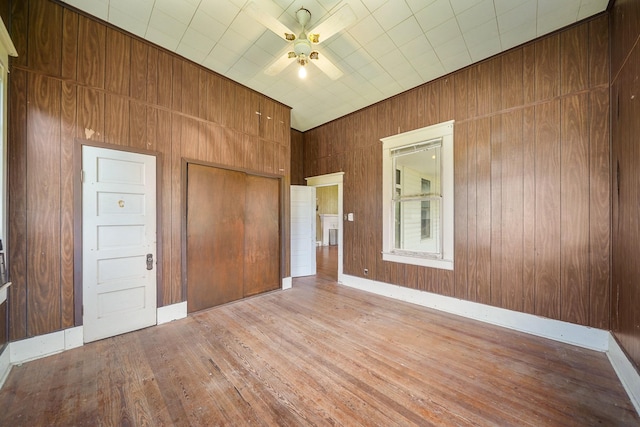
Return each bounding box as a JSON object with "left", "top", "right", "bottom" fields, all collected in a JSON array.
[
  {"left": 0, "top": 344, "right": 10, "bottom": 388},
  {"left": 282, "top": 276, "right": 292, "bottom": 290},
  {"left": 340, "top": 274, "right": 608, "bottom": 350},
  {"left": 157, "top": 301, "right": 187, "bottom": 324},
  {"left": 607, "top": 335, "right": 640, "bottom": 415},
  {"left": 10, "top": 326, "right": 83, "bottom": 365}
]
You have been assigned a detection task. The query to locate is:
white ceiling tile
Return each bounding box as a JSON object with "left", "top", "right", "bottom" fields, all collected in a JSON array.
[
  {"left": 110, "top": 0, "right": 153, "bottom": 22},
  {"left": 180, "top": 27, "right": 216, "bottom": 53},
  {"left": 493, "top": 0, "right": 530, "bottom": 15},
  {"left": 176, "top": 42, "right": 209, "bottom": 64},
  {"left": 456, "top": 0, "right": 496, "bottom": 32},
  {"left": 497, "top": 0, "right": 537, "bottom": 34},
  {"left": 108, "top": 7, "right": 147, "bottom": 38},
  {"left": 405, "top": 0, "right": 432, "bottom": 14},
  {"left": 418, "top": 62, "right": 446, "bottom": 81},
  {"left": 414, "top": 0, "right": 455, "bottom": 33},
  {"left": 577, "top": 0, "right": 608, "bottom": 20},
  {"left": 360, "top": 0, "right": 387, "bottom": 13},
  {"left": 500, "top": 19, "right": 536, "bottom": 50},
  {"left": 342, "top": 47, "right": 374, "bottom": 70},
  {"left": 364, "top": 33, "right": 397, "bottom": 57},
  {"left": 440, "top": 50, "right": 471, "bottom": 72},
  {"left": 387, "top": 17, "right": 424, "bottom": 47},
  {"left": 145, "top": 27, "right": 181, "bottom": 51},
  {"left": 426, "top": 18, "right": 462, "bottom": 48},
  {"left": 64, "top": 0, "right": 108, "bottom": 20},
  {"left": 348, "top": 14, "right": 385, "bottom": 45},
  {"left": 468, "top": 37, "right": 501, "bottom": 62},
  {"left": 189, "top": 11, "right": 227, "bottom": 42},
  {"left": 398, "top": 34, "right": 434, "bottom": 59},
  {"left": 433, "top": 35, "right": 468, "bottom": 59},
  {"left": 325, "top": 32, "right": 360, "bottom": 59},
  {"left": 463, "top": 18, "right": 499, "bottom": 48},
  {"left": 449, "top": 0, "right": 484, "bottom": 15},
  {"left": 154, "top": 0, "right": 198, "bottom": 25},
  {"left": 218, "top": 27, "right": 254, "bottom": 54},
  {"left": 372, "top": 1, "right": 413, "bottom": 31},
  {"left": 243, "top": 44, "right": 275, "bottom": 67},
  {"left": 199, "top": 0, "right": 241, "bottom": 27},
  {"left": 538, "top": 0, "right": 580, "bottom": 17},
  {"left": 148, "top": 8, "right": 188, "bottom": 40},
  {"left": 202, "top": 44, "right": 240, "bottom": 73},
  {"left": 255, "top": 31, "right": 290, "bottom": 56},
  {"left": 357, "top": 60, "right": 386, "bottom": 79}
]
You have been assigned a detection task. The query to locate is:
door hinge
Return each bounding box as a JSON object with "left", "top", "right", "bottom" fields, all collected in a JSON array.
[
  {"left": 80, "top": 170, "right": 85, "bottom": 183},
  {"left": 81, "top": 305, "right": 84, "bottom": 316}
]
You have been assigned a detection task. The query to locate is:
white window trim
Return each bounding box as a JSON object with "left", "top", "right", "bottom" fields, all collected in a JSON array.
[{"left": 381, "top": 120, "right": 454, "bottom": 270}]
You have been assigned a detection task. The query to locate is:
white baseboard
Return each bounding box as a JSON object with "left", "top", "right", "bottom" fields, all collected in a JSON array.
[
  {"left": 10, "top": 326, "right": 84, "bottom": 365},
  {"left": 282, "top": 276, "right": 292, "bottom": 290},
  {"left": 157, "top": 301, "right": 187, "bottom": 324},
  {"left": 607, "top": 334, "right": 640, "bottom": 415},
  {"left": 340, "top": 274, "right": 609, "bottom": 351},
  {"left": 0, "top": 345, "right": 10, "bottom": 389}
]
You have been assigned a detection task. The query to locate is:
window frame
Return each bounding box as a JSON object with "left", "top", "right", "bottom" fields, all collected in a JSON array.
[{"left": 381, "top": 120, "right": 454, "bottom": 270}]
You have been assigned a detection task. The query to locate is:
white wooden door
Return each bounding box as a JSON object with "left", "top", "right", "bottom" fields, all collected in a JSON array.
[
  {"left": 82, "top": 146, "right": 157, "bottom": 343},
  {"left": 291, "top": 185, "right": 316, "bottom": 277}
]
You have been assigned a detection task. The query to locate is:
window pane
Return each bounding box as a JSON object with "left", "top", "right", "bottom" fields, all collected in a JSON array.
[{"left": 394, "top": 198, "right": 441, "bottom": 256}]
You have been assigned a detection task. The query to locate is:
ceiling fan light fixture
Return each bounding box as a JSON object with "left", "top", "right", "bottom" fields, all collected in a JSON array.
[{"left": 298, "top": 64, "right": 307, "bottom": 79}]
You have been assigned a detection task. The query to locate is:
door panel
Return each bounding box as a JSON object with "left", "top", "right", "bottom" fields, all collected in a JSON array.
[
  {"left": 291, "top": 185, "right": 316, "bottom": 277},
  {"left": 82, "top": 146, "right": 157, "bottom": 343},
  {"left": 187, "top": 164, "right": 245, "bottom": 312},
  {"left": 244, "top": 175, "right": 280, "bottom": 296}
]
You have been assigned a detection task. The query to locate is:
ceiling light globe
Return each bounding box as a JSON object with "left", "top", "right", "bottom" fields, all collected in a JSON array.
[{"left": 298, "top": 65, "right": 307, "bottom": 79}]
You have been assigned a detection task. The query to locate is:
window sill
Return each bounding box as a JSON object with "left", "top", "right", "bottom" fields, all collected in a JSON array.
[{"left": 382, "top": 252, "right": 453, "bottom": 270}]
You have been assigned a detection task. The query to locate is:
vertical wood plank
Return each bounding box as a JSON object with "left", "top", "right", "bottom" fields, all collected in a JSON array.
[
  {"left": 156, "top": 109, "right": 173, "bottom": 305},
  {"left": 77, "top": 16, "right": 105, "bottom": 89},
  {"left": 104, "top": 95, "right": 129, "bottom": 146},
  {"left": 130, "top": 39, "right": 148, "bottom": 102},
  {"left": 454, "top": 122, "right": 468, "bottom": 300},
  {"left": 170, "top": 114, "right": 182, "bottom": 303},
  {"left": 129, "top": 101, "right": 147, "bottom": 150},
  {"left": 490, "top": 115, "right": 502, "bottom": 307},
  {"left": 146, "top": 47, "right": 158, "bottom": 105},
  {"left": 522, "top": 106, "right": 536, "bottom": 314},
  {"left": 589, "top": 16, "right": 609, "bottom": 88},
  {"left": 61, "top": 8, "right": 78, "bottom": 80},
  {"left": 534, "top": 100, "right": 561, "bottom": 319},
  {"left": 28, "top": 0, "right": 63, "bottom": 76},
  {"left": 157, "top": 51, "right": 172, "bottom": 109},
  {"left": 440, "top": 77, "right": 454, "bottom": 121},
  {"left": 181, "top": 62, "right": 200, "bottom": 117},
  {"left": 77, "top": 87, "right": 105, "bottom": 142},
  {"left": 60, "top": 81, "right": 77, "bottom": 329},
  {"left": 560, "top": 24, "right": 588, "bottom": 95},
  {"left": 8, "top": 69, "right": 28, "bottom": 340},
  {"left": 534, "top": 34, "right": 560, "bottom": 101},
  {"left": 466, "top": 119, "right": 478, "bottom": 302},
  {"left": 105, "top": 28, "right": 130, "bottom": 96},
  {"left": 589, "top": 88, "right": 610, "bottom": 329},
  {"left": 27, "top": 74, "right": 62, "bottom": 336},
  {"left": 501, "top": 110, "right": 524, "bottom": 312},
  {"left": 475, "top": 118, "right": 491, "bottom": 305},
  {"left": 502, "top": 49, "right": 523, "bottom": 110},
  {"left": 9, "top": 0, "right": 28, "bottom": 67},
  {"left": 560, "top": 93, "right": 590, "bottom": 325}
]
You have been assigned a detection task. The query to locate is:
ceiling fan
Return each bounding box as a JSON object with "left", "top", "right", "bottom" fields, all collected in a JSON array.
[{"left": 244, "top": 1, "right": 356, "bottom": 80}]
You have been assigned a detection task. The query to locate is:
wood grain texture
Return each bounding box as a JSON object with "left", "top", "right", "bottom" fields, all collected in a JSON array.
[
  {"left": 186, "top": 165, "right": 245, "bottom": 312},
  {"left": 299, "top": 16, "right": 610, "bottom": 330},
  {"left": 1, "top": 279, "right": 637, "bottom": 426},
  {"left": 534, "top": 100, "right": 561, "bottom": 319},
  {"left": 8, "top": 69, "right": 28, "bottom": 340},
  {"left": 26, "top": 74, "right": 62, "bottom": 336},
  {"left": 560, "top": 94, "right": 590, "bottom": 325},
  {"left": 244, "top": 175, "right": 280, "bottom": 296},
  {"left": 27, "top": 0, "right": 62, "bottom": 76},
  {"left": 7, "top": 0, "right": 292, "bottom": 339},
  {"left": 611, "top": 0, "right": 640, "bottom": 367}
]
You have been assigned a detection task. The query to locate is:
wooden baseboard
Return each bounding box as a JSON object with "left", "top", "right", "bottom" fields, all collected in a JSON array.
[{"left": 607, "top": 334, "right": 640, "bottom": 415}]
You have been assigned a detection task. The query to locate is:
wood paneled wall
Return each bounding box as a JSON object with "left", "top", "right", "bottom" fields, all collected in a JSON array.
[
  {"left": 290, "top": 129, "right": 304, "bottom": 185},
  {"left": 303, "top": 15, "right": 610, "bottom": 329},
  {"left": 610, "top": 0, "right": 640, "bottom": 367},
  {"left": 4, "top": 0, "right": 291, "bottom": 340}
]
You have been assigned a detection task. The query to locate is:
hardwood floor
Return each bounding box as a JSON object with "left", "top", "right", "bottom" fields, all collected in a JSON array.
[
  {"left": 316, "top": 245, "right": 338, "bottom": 281},
  {"left": 0, "top": 275, "right": 637, "bottom": 426}
]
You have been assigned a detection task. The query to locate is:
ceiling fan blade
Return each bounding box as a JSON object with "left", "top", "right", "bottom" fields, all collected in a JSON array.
[
  {"left": 245, "top": 1, "right": 296, "bottom": 41},
  {"left": 310, "top": 53, "right": 343, "bottom": 80},
  {"left": 265, "top": 52, "right": 295, "bottom": 76},
  {"left": 308, "top": 4, "right": 356, "bottom": 44}
]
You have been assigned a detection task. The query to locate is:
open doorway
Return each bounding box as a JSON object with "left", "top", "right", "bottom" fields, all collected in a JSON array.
[
  {"left": 306, "top": 172, "right": 344, "bottom": 283},
  {"left": 315, "top": 185, "right": 338, "bottom": 281}
]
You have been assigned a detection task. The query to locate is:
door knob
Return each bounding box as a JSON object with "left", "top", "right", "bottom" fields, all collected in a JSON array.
[{"left": 146, "top": 253, "right": 154, "bottom": 270}]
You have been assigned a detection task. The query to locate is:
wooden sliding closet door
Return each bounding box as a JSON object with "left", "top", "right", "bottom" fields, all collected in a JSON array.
[
  {"left": 244, "top": 175, "right": 280, "bottom": 296},
  {"left": 187, "top": 164, "right": 245, "bottom": 312}
]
